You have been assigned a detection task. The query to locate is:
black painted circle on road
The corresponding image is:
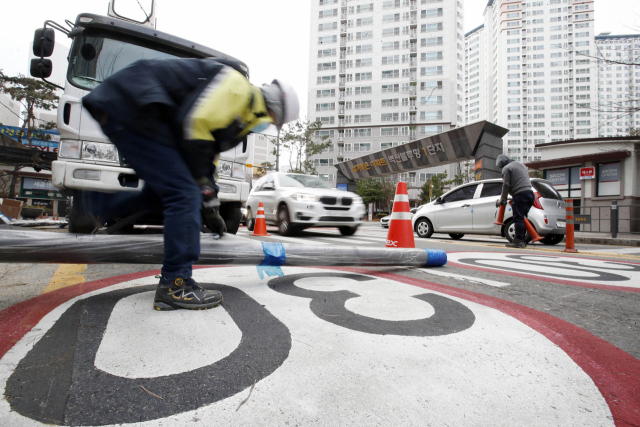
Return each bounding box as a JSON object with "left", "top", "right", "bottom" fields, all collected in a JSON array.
[{"left": 6, "top": 284, "right": 291, "bottom": 426}]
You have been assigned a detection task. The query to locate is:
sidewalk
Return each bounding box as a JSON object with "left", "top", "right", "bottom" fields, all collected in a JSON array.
[{"left": 574, "top": 232, "right": 640, "bottom": 247}]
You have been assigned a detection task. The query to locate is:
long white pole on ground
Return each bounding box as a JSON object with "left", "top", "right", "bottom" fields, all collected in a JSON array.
[{"left": 0, "top": 229, "right": 447, "bottom": 267}]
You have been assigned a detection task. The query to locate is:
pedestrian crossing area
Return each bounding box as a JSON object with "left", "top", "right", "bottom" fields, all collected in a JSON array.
[{"left": 234, "top": 226, "right": 393, "bottom": 247}]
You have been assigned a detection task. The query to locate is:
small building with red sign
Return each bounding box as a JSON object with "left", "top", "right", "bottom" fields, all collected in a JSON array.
[{"left": 525, "top": 137, "right": 640, "bottom": 233}]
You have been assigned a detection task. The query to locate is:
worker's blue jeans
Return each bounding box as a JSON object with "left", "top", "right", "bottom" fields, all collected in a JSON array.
[
  {"left": 511, "top": 191, "right": 535, "bottom": 241},
  {"left": 81, "top": 122, "right": 201, "bottom": 280}
]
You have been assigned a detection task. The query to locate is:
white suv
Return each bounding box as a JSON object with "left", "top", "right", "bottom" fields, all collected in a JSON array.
[
  {"left": 246, "top": 173, "right": 366, "bottom": 236},
  {"left": 411, "top": 178, "right": 566, "bottom": 245}
]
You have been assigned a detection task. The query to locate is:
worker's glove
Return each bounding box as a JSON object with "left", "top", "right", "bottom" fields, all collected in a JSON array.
[
  {"left": 203, "top": 206, "right": 226, "bottom": 237},
  {"left": 197, "top": 177, "right": 218, "bottom": 204}
]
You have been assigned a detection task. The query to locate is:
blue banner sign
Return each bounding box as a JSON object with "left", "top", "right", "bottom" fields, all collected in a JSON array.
[{"left": 0, "top": 125, "right": 60, "bottom": 153}]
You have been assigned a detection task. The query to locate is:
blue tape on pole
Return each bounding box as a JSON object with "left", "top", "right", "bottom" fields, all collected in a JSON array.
[
  {"left": 256, "top": 242, "right": 286, "bottom": 280},
  {"left": 424, "top": 249, "right": 447, "bottom": 267}
]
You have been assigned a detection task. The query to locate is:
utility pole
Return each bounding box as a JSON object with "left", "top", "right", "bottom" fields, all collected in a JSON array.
[{"left": 275, "top": 128, "right": 280, "bottom": 172}]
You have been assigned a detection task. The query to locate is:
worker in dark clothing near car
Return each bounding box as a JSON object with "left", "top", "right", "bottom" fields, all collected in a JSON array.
[
  {"left": 496, "top": 154, "right": 535, "bottom": 249},
  {"left": 80, "top": 58, "right": 299, "bottom": 311}
]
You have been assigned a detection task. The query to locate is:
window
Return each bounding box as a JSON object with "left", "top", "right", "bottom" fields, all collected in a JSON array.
[
  {"left": 383, "top": 27, "right": 400, "bottom": 37},
  {"left": 480, "top": 183, "right": 503, "bottom": 198},
  {"left": 318, "top": 35, "right": 337, "bottom": 44},
  {"left": 442, "top": 185, "right": 478, "bottom": 203},
  {"left": 355, "top": 72, "right": 373, "bottom": 81},
  {"left": 382, "top": 69, "right": 400, "bottom": 79},
  {"left": 382, "top": 41, "right": 400, "bottom": 51},
  {"left": 420, "top": 110, "right": 442, "bottom": 120}
]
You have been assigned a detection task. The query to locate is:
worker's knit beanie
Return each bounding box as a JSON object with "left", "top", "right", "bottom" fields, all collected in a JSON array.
[{"left": 261, "top": 83, "right": 285, "bottom": 127}]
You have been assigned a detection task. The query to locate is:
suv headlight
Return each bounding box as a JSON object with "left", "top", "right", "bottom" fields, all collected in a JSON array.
[
  {"left": 293, "top": 193, "right": 319, "bottom": 202},
  {"left": 81, "top": 142, "right": 119, "bottom": 163},
  {"left": 353, "top": 196, "right": 364, "bottom": 204},
  {"left": 219, "top": 160, "right": 233, "bottom": 177}
]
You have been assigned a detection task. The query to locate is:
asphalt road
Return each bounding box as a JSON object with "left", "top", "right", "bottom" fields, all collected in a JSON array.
[{"left": 0, "top": 224, "right": 638, "bottom": 426}]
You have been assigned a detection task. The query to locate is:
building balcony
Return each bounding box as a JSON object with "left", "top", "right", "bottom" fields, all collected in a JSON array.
[{"left": 410, "top": 45, "right": 417, "bottom": 53}]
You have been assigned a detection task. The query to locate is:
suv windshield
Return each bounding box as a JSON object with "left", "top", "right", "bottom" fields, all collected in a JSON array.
[
  {"left": 68, "top": 31, "right": 179, "bottom": 90},
  {"left": 279, "top": 174, "right": 331, "bottom": 189}
]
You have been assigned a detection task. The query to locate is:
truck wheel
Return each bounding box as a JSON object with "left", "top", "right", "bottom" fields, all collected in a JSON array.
[
  {"left": 68, "top": 196, "right": 99, "bottom": 234},
  {"left": 219, "top": 203, "right": 242, "bottom": 235}
]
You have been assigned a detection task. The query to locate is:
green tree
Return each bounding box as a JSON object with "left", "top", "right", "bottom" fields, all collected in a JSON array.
[
  {"left": 0, "top": 73, "right": 59, "bottom": 197},
  {"left": 356, "top": 178, "right": 384, "bottom": 206},
  {"left": 419, "top": 171, "right": 448, "bottom": 203},
  {"left": 280, "top": 119, "right": 331, "bottom": 175},
  {"left": 0, "top": 74, "right": 58, "bottom": 149}
]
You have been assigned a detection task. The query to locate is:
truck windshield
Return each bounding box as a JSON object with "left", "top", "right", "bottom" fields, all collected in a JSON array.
[{"left": 68, "top": 31, "right": 178, "bottom": 90}]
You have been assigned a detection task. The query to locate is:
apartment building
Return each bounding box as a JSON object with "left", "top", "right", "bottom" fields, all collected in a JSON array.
[
  {"left": 308, "top": 0, "right": 465, "bottom": 190},
  {"left": 463, "top": 24, "right": 487, "bottom": 124},
  {"left": 481, "top": 0, "right": 597, "bottom": 162},
  {"left": 595, "top": 33, "right": 640, "bottom": 137}
]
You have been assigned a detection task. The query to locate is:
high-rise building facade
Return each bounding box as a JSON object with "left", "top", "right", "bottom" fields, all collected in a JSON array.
[
  {"left": 308, "top": 0, "right": 465, "bottom": 191},
  {"left": 463, "top": 24, "right": 487, "bottom": 124},
  {"left": 481, "top": 0, "right": 596, "bottom": 162},
  {"left": 595, "top": 33, "right": 640, "bottom": 137}
]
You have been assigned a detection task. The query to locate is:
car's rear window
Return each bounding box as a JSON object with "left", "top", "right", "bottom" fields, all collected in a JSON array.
[{"left": 532, "top": 181, "right": 563, "bottom": 200}]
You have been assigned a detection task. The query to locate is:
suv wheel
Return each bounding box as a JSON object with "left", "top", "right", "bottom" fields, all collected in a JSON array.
[
  {"left": 246, "top": 207, "right": 255, "bottom": 232},
  {"left": 339, "top": 226, "right": 358, "bottom": 236},
  {"left": 504, "top": 219, "right": 533, "bottom": 244},
  {"left": 415, "top": 218, "right": 434, "bottom": 238},
  {"left": 277, "top": 205, "right": 296, "bottom": 236}
]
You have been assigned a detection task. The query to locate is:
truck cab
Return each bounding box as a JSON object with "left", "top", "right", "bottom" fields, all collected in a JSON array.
[{"left": 31, "top": 9, "right": 250, "bottom": 233}]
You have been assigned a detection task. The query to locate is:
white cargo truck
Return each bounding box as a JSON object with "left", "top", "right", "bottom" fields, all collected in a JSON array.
[{"left": 29, "top": 1, "right": 250, "bottom": 233}]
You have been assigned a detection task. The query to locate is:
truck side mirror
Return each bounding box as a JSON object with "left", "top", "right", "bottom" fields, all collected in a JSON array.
[
  {"left": 30, "top": 58, "right": 53, "bottom": 79},
  {"left": 33, "top": 28, "right": 55, "bottom": 57}
]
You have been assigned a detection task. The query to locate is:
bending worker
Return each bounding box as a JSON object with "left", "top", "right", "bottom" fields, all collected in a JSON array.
[
  {"left": 496, "top": 154, "right": 535, "bottom": 249},
  {"left": 81, "top": 58, "right": 299, "bottom": 311}
]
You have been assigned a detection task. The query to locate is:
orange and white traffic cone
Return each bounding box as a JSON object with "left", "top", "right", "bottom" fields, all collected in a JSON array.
[
  {"left": 385, "top": 182, "right": 415, "bottom": 248},
  {"left": 251, "top": 202, "right": 271, "bottom": 236}
]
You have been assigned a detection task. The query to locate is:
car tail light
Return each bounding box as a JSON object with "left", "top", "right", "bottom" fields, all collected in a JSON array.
[{"left": 533, "top": 192, "right": 543, "bottom": 210}]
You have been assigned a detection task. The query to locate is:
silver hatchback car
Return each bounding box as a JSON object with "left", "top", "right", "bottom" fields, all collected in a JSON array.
[
  {"left": 246, "top": 173, "right": 366, "bottom": 236},
  {"left": 411, "top": 178, "right": 566, "bottom": 245}
]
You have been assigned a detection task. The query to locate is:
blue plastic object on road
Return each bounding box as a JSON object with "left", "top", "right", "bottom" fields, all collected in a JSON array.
[
  {"left": 256, "top": 242, "right": 286, "bottom": 279},
  {"left": 424, "top": 249, "right": 447, "bottom": 267}
]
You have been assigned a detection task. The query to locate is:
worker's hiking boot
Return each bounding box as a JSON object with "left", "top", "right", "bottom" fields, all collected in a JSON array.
[
  {"left": 153, "top": 277, "right": 223, "bottom": 311},
  {"left": 505, "top": 238, "right": 527, "bottom": 249}
]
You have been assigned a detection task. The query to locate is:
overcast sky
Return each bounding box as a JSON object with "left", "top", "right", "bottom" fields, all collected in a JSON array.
[{"left": 1, "top": 0, "right": 639, "bottom": 125}]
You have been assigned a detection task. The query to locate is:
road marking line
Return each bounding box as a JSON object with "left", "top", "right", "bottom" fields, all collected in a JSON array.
[
  {"left": 42, "top": 264, "right": 87, "bottom": 294},
  {"left": 411, "top": 268, "right": 510, "bottom": 288}
]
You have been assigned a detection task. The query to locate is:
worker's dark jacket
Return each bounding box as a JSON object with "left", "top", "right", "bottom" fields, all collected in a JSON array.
[{"left": 82, "top": 58, "right": 271, "bottom": 178}]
